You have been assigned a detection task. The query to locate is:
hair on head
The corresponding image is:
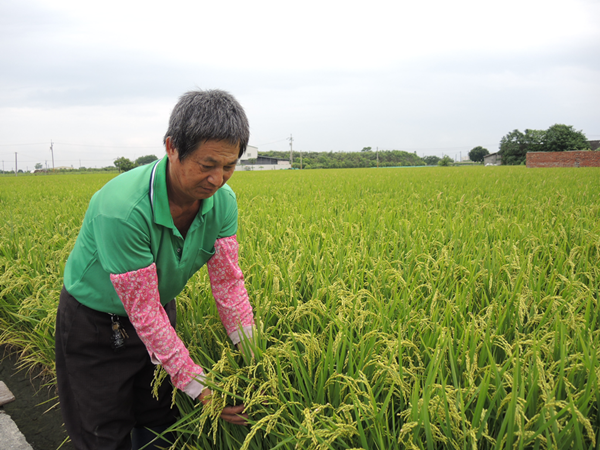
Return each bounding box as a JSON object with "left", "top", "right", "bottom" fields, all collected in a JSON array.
[{"left": 164, "top": 90, "right": 249, "bottom": 160}]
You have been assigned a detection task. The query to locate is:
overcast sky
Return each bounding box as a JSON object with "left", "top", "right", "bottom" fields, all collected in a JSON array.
[{"left": 1, "top": 0, "right": 599, "bottom": 171}]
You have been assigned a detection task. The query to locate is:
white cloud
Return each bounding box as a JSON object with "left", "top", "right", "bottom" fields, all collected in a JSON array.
[
  {"left": 23, "top": 0, "right": 600, "bottom": 70},
  {"left": 0, "top": 0, "right": 598, "bottom": 165}
]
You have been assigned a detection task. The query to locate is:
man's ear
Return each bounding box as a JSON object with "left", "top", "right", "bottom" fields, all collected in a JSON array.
[{"left": 165, "top": 137, "right": 178, "bottom": 160}]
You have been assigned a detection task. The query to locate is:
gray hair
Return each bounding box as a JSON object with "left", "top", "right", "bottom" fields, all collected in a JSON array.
[{"left": 163, "top": 89, "right": 249, "bottom": 160}]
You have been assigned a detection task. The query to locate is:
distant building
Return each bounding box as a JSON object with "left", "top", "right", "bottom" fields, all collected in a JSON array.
[
  {"left": 239, "top": 145, "right": 258, "bottom": 162},
  {"left": 237, "top": 145, "right": 292, "bottom": 170},
  {"left": 484, "top": 152, "right": 502, "bottom": 166},
  {"left": 588, "top": 140, "right": 600, "bottom": 151}
]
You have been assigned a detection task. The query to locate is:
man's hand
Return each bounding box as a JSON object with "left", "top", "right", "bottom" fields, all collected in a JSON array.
[{"left": 198, "top": 387, "right": 248, "bottom": 426}]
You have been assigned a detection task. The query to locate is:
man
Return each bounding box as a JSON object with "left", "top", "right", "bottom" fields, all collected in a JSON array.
[{"left": 55, "top": 90, "right": 255, "bottom": 449}]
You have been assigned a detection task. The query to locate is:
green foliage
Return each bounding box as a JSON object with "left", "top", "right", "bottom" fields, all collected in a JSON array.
[
  {"left": 114, "top": 157, "right": 135, "bottom": 172},
  {"left": 499, "top": 130, "right": 528, "bottom": 165},
  {"left": 114, "top": 154, "right": 158, "bottom": 172},
  {"left": 260, "top": 150, "right": 425, "bottom": 169},
  {"left": 437, "top": 155, "right": 453, "bottom": 166},
  {"left": 522, "top": 128, "right": 546, "bottom": 153},
  {"left": 422, "top": 155, "right": 441, "bottom": 166},
  {"left": 1, "top": 168, "right": 600, "bottom": 448},
  {"left": 499, "top": 124, "right": 589, "bottom": 165},
  {"left": 135, "top": 154, "right": 159, "bottom": 166},
  {"left": 468, "top": 146, "right": 489, "bottom": 163},
  {"left": 543, "top": 124, "right": 589, "bottom": 152},
  {"left": 35, "top": 163, "right": 43, "bottom": 170}
]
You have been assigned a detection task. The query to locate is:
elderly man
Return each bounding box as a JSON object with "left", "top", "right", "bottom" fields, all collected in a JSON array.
[{"left": 55, "top": 90, "right": 255, "bottom": 450}]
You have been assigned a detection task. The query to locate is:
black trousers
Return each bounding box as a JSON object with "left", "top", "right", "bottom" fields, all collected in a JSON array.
[{"left": 55, "top": 287, "right": 178, "bottom": 450}]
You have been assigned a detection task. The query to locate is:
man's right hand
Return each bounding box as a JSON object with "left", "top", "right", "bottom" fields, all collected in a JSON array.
[{"left": 198, "top": 387, "right": 248, "bottom": 426}]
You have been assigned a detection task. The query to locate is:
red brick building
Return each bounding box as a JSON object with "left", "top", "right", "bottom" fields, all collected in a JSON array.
[{"left": 526, "top": 151, "right": 600, "bottom": 168}]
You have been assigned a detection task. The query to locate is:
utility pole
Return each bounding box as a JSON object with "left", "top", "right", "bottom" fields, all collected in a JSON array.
[
  {"left": 15, "top": 152, "right": 17, "bottom": 176},
  {"left": 377, "top": 147, "right": 379, "bottom": 168},
  {"left": 50, "top": 140, "right": 55, "bottom": 171},
  {"left": 288, "top": 134, "right": 294, "bottom": 166}
]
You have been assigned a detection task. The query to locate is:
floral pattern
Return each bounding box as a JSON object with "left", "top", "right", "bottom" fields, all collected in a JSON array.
[
  {"left": 207, "top": 235, "right": 255, "bottom": 344},
  {"left": 109, "top": 235, "right": 254, "bottom": 398},
  {"left": 110, "top": 263, "right": 204, "bottom": 393}
]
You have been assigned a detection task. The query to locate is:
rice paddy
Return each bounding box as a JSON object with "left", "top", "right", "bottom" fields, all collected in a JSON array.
[{"left": 1, "top": 166, "right": 599, "bottom": 449}]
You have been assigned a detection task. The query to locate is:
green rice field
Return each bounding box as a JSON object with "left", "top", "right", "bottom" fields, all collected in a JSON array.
[{"left": 1, "top": 166, "right": 599, "bottom": 449}]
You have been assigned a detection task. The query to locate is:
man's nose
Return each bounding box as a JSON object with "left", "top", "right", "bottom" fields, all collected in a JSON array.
[{"left": 208, "top": 168, "right": 223, "bottom": 186}]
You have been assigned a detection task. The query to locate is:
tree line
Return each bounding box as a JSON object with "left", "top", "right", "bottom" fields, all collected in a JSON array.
[
  {"left": 448, "top": 123, "right": 591, "bottom": 166},
  {"left": 114, "top": 155, "right": 159, "bottom": 172},
  {"left": 109, "top": 123, "right": 591, "bottom": 172},
  {"left": 260, "top": 149, "right": 427, "bottom": 169}
]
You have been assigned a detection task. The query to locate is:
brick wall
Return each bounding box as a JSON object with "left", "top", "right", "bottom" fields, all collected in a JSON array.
[{"left": 526, "top": 151, "right": 600, "bottom": 168}]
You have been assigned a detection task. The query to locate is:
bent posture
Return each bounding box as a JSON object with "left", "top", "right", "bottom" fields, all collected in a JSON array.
[{"left": 55, "top": 90, "right": 254, "bottom": 450}]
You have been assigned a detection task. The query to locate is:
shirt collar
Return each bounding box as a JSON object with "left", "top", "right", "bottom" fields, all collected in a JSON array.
[{"left": 151, "top": 155, "right": 214, "bottom": 228}]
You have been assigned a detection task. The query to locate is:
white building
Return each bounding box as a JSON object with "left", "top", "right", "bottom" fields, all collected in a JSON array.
[
  {"left": 483, "top": 152, "right": 502, "bottom": 166},
  {"left": 239, "top": 145, "right": 258, "bottom": 162},
  {"left": 237, "top": 145, "right": 292, "bottom": 171}
]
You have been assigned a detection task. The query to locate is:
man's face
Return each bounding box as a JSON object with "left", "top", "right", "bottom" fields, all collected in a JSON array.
[{"left": 166, "top": 138, "right": 239, "bottom": 202}]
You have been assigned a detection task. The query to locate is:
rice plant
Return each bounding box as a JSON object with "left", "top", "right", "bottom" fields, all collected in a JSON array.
[{"left": 1, "top": 166, "right": 598, "bottom": 448}]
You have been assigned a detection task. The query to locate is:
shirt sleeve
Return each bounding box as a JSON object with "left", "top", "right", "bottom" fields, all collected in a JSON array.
[
  {"left": 93, "top": 213, "right": 154, "bottom": 275},
  {"left": 216, "top": 186, "right": 238, "bottom": 239},
  {"left": 207, "top": 235, "right": 255, "bottom": 345},
  {"left": 110, "top": 263, "right": 205, "bottom": 397}
]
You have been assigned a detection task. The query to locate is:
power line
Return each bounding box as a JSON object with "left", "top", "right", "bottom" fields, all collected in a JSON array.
[
  {"left": 256, "top": 138, "right": 289, "bottom": 147},
  {"left": 0, "top": 142, "right": 48, "bottom": 147},
  {"left": 54, "top": 142, "right": 162, "bottom": 149},
  {"left": 0, "top": 141, "right": 162, "bottom": 149}
]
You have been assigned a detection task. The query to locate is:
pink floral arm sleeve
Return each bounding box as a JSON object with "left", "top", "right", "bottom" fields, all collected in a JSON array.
[
  {"left": 110, "top": 263, "right": 204, "bottom": 399},
  {"left": 207, "top": 235, "right": 255, "bottom": 345}
]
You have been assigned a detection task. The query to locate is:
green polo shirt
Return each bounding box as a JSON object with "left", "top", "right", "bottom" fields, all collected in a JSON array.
[{"left": 63, "top": 156, "right": 238, "bottom": 315}]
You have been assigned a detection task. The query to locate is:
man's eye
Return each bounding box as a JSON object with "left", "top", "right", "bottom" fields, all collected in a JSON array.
[{"left": 202, "top": 165, "right": 213, "bottom": 170}]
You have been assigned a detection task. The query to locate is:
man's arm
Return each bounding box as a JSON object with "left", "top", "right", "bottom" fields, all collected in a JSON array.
[
  {"left": 207, "top": 235, "right": 255, "bottom": 346},
  {"left": 110, "top": 263, "right": 205, "bottom": 398},
  {"left": 111, "top": 263, "right": 250, "bottom": 424}
]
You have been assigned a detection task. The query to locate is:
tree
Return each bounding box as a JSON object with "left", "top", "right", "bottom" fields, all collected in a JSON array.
[
  {"left": 499, "top": 130, "right": 527, "bottom": 165},
  {"left": 135, "top": 155, "right": 159, "bottom": 166},
  {"left": 35, "top": 163, "right": 43, "bottom": 170},
  {"left": 543, "top": 124, "right": 588, "bottom": 152},
  {"left": 499, "top": 124, "right": 589, "bottom": 165},
  {"left": 468, "top": 146, "right": 489, "bottom": 163},
  {"left": 423, "top": 155, "right": 441, "bottom": 166},
  {"left": 499, "top": 128, "right": 546, "bottom": 164},
  {"left": 522, "top": 129, "right": 546, "bottom": 152},
  {"left": 114, "top": 157, "right": 135, "bottom": 172},
  {"left": 361, "top": 147, "right": 372, "bottom": 152},
  {"left": 438, "top": 155, "right": 453, "bottom": 166}
]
